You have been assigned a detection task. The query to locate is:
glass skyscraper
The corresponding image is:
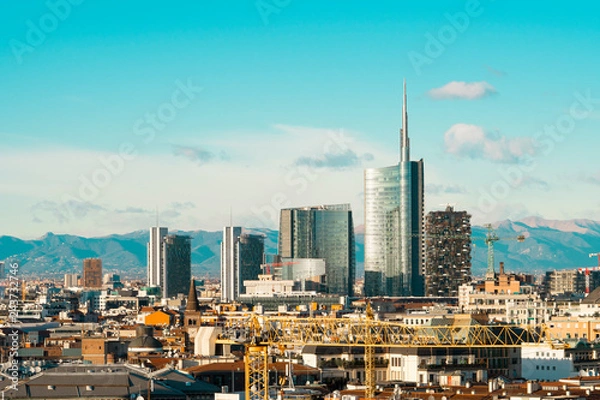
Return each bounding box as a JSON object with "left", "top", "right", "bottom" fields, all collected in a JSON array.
[
  {"left": 278, "top": 204, "right": 355, "bottom": 296},
  {"left": 364, "top": 81, "right": 425, "bottom": 297},
  {"left": 163, "top": 234, "right": 191, "bottom": 298}
]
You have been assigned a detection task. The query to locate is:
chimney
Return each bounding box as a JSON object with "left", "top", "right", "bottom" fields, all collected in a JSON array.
[{"left": 499, "top": 262, "right": 505, "bottom": 275}]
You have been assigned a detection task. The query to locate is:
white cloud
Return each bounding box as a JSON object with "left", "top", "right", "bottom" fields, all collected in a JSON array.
[
  {"left": 1, "top": 125, "right": 394, "bottom": 237},
  {"left": 582, "top": 171, "right": 600, "bottom": 185},
  {"left": 426, "top": 184, "right": 468, "bottom": 195},
  {"left": 444, "top": 123, "right": 537, "bottom": 163},
  {"left": 171, "top": 144, "right": 229, "bottom": 165},
  {"left": 429, "top": 81, "right": 496, "bottom": 100}
]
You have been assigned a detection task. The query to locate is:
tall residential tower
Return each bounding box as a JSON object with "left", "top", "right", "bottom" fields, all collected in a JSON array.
[
  {"left": 83, "top": 258, "right": 103, "bottom": 289},
  {"left": 364, "top": 81, "right": 425, "bottom": 296},
  {"left": 424, "top": 206, "right": 471, "bottom": 297}
]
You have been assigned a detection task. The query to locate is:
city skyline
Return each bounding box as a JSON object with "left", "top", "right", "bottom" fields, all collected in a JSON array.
[{"left": 2, "top": 2, "right": 600, "bottom": 239}]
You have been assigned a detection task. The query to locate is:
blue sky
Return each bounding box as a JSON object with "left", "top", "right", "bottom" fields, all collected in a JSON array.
[{"left": 1, "top": 1, "right": 600, "bottom": 238}]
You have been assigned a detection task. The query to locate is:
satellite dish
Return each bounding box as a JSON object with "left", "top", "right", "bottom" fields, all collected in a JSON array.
[
  {"left": 137, "top": 396, "right": 145, "bottom": 400},
  {"left": 35, "top": 367, "right": 42, "bottom": 373}
]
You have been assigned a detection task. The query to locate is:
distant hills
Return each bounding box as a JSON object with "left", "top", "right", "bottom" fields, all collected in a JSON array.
[{"left": 1, "top": 217, "right": 600, "bottom": 279}]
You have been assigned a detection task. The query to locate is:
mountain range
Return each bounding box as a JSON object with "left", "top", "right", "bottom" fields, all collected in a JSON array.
[{"left": 1, "top": 217, "right": 600, "bottom": 280}]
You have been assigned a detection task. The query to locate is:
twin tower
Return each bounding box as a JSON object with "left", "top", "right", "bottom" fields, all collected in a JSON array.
[{"left": 364, "top": 80, "right": 425, "bottom": 297}]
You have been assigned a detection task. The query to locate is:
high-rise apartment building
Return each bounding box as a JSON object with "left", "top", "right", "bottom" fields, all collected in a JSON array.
[
  {"left": 221, "top": 227, "right": 264, "bottom": 302},
  {"left": 147, "top": 227, "right": 168, "bottom": 288},
  {"left": 424, "top": 206, "right": 471, "bottom": 297},
  {"left": 278, "top": 204, "right": 355, "bottom": 296},
  {"left": 83, "top": 258, "right": 103, "bottom": 289},
  {"left": 64, "top": 273, "right": 80, "bottom": 288},
  {"left": 364, "top": 81, "right": 425, "bottom": 297},
  {"left": 162, "top": 234, "right": 192, "bottom": 298}
]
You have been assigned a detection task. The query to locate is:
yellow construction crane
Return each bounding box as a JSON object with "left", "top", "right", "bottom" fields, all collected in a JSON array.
[{"left": 218, "top": 307, "right": 558, "bottom": 400}]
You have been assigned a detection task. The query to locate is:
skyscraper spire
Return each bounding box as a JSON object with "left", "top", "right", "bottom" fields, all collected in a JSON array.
[{"left": 400, "top": 79, "right": 410, "bottom": 162}]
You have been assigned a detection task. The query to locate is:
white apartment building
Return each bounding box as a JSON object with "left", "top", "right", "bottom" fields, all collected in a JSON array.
[{"left": 459, "top": 284, "right": 549, "bottom": 325}]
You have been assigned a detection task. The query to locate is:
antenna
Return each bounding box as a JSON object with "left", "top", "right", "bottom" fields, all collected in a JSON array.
[{"left": 400, "top": 78, "right": 409, "bottom": 163}]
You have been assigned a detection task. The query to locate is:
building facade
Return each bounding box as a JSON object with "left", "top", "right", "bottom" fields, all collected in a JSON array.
[
  {"left": 278, "top": 204, "right": 355, "bottom": 296},
  {"left": 544, "top": 269, "right": 587, "bottom": 296},
  {"left": 162, "top": 234, "right": 192, "bottom": 298},
  {"left": 221, "top": 226, "right": 241, "bottom": 302},
  {"left": 364, "top": 81, "right": 424, "bottom": 297},
  {"left": 238, "top": 233, "right": 265, "bottom": 296},
  {"left": 425, "top": 206, "right": 471, "bottom": 297},
  {"left": 82, "top": 258, "right": 102, "bottom": 289},
  {"left": 147, "top": 226, "right": 168, "bottom": 288},
  {"left": 64, "top": 273, "right": 79, "bottom": 288},
  {"left": 221, "top": 227, "right": 264, "bottom": 302}
]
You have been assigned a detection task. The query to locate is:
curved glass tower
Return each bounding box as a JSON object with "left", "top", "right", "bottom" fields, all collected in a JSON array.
[{"left": 364, "top": 81, "right": 424, "bottom": 297}]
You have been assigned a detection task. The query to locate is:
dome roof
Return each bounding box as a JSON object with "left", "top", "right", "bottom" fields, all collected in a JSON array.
[
  {"left": 128, "top": 325, "right": 163, "bottom": 353},
  {"left": 128, "top": 335, "right": 163, "bottom": 353}
]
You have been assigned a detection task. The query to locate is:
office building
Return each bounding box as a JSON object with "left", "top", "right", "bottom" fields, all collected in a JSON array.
[
  {"left": 238, "top": 233, "right": 265, "bottom": 295},
  {"left": 221, "top": 227, "right": 241, "bottom": 302},
  {"left": 278, "top": 204, "right": 355, "bottom": 296},
  {"left": 221, "top": 227, "right": 265, "bottom": 302},
  {"left": 83, "top": 258, "right": 103, "bottom": 289},
  {"left": 424, "top": 206, "right": 471, "bottom": 297},
  {"left": 146, "top": 227, "right": 191, "bottom": 298},
  {"left": 147, "top": 226, "right": 168, "bottom": 288},
  {"left": 364, "top": 81, "right": 425, "bottom": 296},
  {"left": 162, "top": 234, "right": 192, "bottom": 298}
]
